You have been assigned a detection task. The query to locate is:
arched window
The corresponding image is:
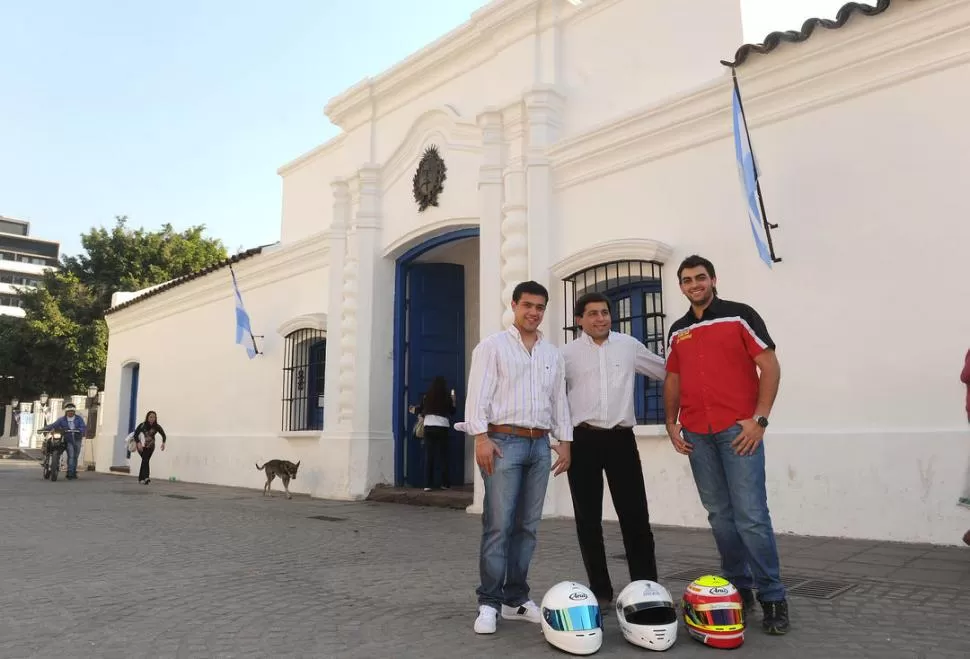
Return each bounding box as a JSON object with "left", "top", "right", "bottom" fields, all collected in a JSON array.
[
  {"left": 562, "top": 260, "right": 666, "bottom": 425},
  {"left": 281, "top": 328, "right": 327, "bottom": 432}
]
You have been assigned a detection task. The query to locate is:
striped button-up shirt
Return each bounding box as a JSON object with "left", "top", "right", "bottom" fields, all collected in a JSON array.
[
  {"left": 459, "top": 326, "right": 573, "bottom": 442},
  {"left": 561, "top": 331, "right": 666, "bottom": 429}
]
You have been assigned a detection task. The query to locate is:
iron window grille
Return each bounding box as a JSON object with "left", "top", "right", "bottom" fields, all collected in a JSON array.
[
  {"left": 281, "top": 328, "right": 327, "bottom": 432},
  {"left": 562, "top": 260, "right": 666, "bottom": 425}
]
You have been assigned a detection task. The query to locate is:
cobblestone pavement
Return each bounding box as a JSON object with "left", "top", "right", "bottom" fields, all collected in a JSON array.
[{"left": 1, "top": 461, "right": 969, "bottom": 659}]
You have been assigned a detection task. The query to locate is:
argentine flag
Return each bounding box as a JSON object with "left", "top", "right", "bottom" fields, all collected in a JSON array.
[
  {"left": 732, "top": 81, "right": 774, "bottom": 268},
  {"left": 231, "top": 267, "right": 257, "bottom": 359}
]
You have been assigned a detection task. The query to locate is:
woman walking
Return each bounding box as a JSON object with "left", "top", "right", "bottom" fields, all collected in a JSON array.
[
  {"left": 412, "top": 376, "right": 456, "bottom": 492},
  {"left": 134, "top": 410, "right": 167, "bottom": 485}
]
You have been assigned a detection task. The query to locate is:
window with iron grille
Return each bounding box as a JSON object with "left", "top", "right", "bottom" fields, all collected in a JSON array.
[
  {"left": 562, "top": 260, "right": 666, "bottom": 425},
  {"left": 281, "top": 328, "right": 326, "bottom": 432}
]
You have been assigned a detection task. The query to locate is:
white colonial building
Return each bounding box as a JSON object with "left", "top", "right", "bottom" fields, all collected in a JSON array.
[{"left": 96, "top": 0, "right": 970, "bottom": 545}]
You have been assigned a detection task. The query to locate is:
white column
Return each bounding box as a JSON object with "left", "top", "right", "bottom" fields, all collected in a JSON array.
[
  {"left": 525, "top": 86, "right": 564, "bottom": 288},
  {"left": 499, "top": 104, "right": 529, "bottom": 329},
  {"left": 349, "top": 164, "right": 382, "bottom": 434},
  {"left": 477, "top": 109, "right": 505, "bottom": 340},
  {"left": 323, "top": 178, "right": 350, "bottom": 433}
]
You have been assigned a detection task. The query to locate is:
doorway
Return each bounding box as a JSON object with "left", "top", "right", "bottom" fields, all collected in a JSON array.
[{"left": 393, "top": 228, "right": 479, "bottom": 488}]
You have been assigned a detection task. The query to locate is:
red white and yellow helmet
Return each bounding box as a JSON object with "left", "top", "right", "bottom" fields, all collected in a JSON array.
[{"left": 681, "top": 575, "right": 745, "bottom": 649}]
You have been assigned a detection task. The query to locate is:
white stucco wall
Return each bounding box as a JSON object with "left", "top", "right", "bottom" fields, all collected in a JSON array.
[
  {"left": 97, "top": 235, "right": 334, "bottom": 497},
  {"left": 536, "top": 0, "right": 970, "bottom": 545}
]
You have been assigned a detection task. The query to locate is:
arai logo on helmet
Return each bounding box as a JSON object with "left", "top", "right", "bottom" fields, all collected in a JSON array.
[
  {"left": 709, "top": 586, "right": 730, "bottom": 595},
  {"left": 568, "top": 591, "right": 589, "bottom": 601}
]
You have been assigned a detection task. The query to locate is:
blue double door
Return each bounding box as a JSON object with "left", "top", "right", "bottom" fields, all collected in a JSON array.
[{"left": 402, "top": 262, "right": 466, "bottom": 488}]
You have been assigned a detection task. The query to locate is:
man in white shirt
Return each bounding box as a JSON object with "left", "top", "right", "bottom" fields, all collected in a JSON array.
[
  {"left": 561, "top": 292, "right": 666, "bottom": 610},
  {"left": 462, "top": 281, "right": 573, "bottom": 635}
]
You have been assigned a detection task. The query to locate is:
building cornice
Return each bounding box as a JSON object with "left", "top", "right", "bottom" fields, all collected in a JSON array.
[{"left": 549, "top": 0, "right": 968, "bottom": 189}]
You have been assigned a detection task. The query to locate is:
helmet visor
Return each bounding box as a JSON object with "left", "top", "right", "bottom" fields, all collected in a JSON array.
[
  {"left": 622, "top": 601, "right": 678, "bottom": 626},
  {"left": 543, "top": 605, "right": 601, "bottom": 632},
  {"left": 684, "top": 602, "right": 743, "bottom": 628}
]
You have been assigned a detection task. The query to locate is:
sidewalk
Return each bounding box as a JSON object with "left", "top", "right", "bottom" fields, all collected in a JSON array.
[{"left": 1, "top": 461, "right": 967, "bottom": 658}]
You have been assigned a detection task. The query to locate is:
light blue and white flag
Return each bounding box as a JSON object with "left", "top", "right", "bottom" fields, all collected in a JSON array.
[
  {"left": 230, "top": 266, "right": 257, "bottom": 359},
  {"left": 732, "top": 78, "right": 774, "bottom": 268}
]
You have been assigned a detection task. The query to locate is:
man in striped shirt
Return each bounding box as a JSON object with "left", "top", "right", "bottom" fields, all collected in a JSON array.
[
  {"left": 664, "top": 254, "right": 789, "bottom": 635},
  {"left": 461, "top": 280, "right": 573, "bottom": 635},
  {"left": 560, "top": 292, "right": 666, "bottom": 612}
]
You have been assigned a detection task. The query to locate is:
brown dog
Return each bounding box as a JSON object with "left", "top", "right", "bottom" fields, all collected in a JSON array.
[{"left": 256, "top": 460, "right": 301, "bottom": 499}]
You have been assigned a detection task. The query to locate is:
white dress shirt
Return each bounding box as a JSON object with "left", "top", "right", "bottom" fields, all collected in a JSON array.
[
  {"left": 561, "top": 330, "right": 666, "bottom": 429},
  {"left": 458, "top": 325, "right": 573, "bottom": 442}
]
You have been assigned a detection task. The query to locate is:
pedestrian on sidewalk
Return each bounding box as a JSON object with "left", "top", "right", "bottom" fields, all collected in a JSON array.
[
  {"left": 410, "top": 376, "right": 456, "bottom": 491},
  {"left": 560, "top": 292, "right": 666, "bottom": 612},
  {"left": 134, "top": 410, "right": 167, "bottom": 485},
  {"left": 461, "top": 280, "right": 573, "bottom": 636},
  {"left": 41, "top": 403, "right": 86, "bottom": 480},
  {"left": 663, "top": 255, "right": 790, "bottom": 635}
]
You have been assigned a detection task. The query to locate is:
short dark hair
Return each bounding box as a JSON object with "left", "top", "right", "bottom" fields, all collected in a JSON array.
[
  {"left": 574, "top": 292, "right": 611, "bottom": 318},
  {"left": 512, "top": 280, "right": 549, "bottom": 304},
  {"left": 677, "top": 255, "right": 716, "bottom": 282}
]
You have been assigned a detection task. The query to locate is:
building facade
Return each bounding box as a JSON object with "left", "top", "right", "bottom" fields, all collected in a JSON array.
[
  {"left": 0, "top": 216, "right": 60, "bottom": 317},
  {"left": 96, "top": 0, "right": 970, "bottom": 545}
]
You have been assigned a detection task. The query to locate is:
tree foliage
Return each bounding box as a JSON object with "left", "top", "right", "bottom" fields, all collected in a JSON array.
[{"left": 2, "top": 216, "right": 227, "bottom": 398}]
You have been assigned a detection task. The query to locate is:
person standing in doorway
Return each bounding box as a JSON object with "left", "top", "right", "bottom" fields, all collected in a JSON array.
[
  {"left": 42, "top": 403, "right": 86, "bottom": 480},
  {"left": 663, "top": 254, "right": 789, "bottom": 635},
  {"left": 462, "top": 280, "right": 573, "bottom": 635},
  {"left": 561, "top": 292, "right": 666, "bottom": 612},
  {"left": 134, "top": 410, "right": 167, "bottom": 485},
  {"left": 410, "top": 376, "right": 456, "bottom": 491}
]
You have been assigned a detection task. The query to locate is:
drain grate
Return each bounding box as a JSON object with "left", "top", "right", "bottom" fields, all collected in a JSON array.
[
  {"left": 164, "top": 494, "right": 197, "bottom": 500},
  {"left": 788, "top": 579, "right": 856, "bottom": 600},
  {"left": 660, "top": 568, "right": 854, "bottom": 600},
  {"left": 308, "top": 515, "right": 347, "bottom": 522},
  {"left": 116, "top": 490, "right": 152, "bottom": 495}
]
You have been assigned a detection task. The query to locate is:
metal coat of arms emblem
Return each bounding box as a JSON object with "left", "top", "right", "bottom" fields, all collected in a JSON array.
[{"left": 412, "top": 145, "right": 447, "bottom": 212}]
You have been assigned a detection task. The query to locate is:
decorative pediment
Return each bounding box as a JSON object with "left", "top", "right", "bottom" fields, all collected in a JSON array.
[{"left": 276, "top": 313, "right": 328, "bottom": 337}]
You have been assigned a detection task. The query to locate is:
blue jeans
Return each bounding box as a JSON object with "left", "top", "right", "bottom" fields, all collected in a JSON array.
[
  {"left": 65, "top": 435, "right": 82, "bottom": 475},
  {"left": 682, "top": 424, "right": 786, "bottom": 602},
  {"left": 477, "top": 432, "right": 551, "bottom": 611}
]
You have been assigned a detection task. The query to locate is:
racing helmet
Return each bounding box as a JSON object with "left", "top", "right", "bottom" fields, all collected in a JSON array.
[
  {"left": 615, "top": 580, "right": 678, "bottom": 651},
  {"left": 540, "top": 581, "right": 603, "bottom": 655},
  {"left": 681, "top": 576, "right": 745, "bottom": 649}
]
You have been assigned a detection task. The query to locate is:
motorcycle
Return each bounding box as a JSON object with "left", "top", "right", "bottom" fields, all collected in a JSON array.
[{"left": 41, "top": 430, "right": 67, "bottom": 481}]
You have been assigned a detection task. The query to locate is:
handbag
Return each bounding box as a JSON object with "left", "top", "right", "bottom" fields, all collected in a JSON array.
[
  {"left": 414, "top": 415, "right": 426, "bottom": 439},
  {"left": 125, "top": 432, "right": 137, "bottom": 454}
]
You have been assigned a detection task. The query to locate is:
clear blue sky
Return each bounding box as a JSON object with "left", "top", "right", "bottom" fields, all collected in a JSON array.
[{"left": 0, "top": 0, "right": 848, "bottom": 258}]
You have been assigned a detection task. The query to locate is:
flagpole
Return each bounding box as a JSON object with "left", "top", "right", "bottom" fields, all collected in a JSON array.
[
  {"left": 731, "top": 66, "right": 781, "bottom": 264},
  {"left": 229, "top": 261, "right": 261, "bottom": 356}
]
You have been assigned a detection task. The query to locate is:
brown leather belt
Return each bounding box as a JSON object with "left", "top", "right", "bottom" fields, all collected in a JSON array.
[{"left": 488, "top": 424, "right": 549, "bottom": 439}]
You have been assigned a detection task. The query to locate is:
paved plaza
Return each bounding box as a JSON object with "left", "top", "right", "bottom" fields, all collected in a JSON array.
[{"left": 1, "top": 461, "right": 969, "bottom": 658}]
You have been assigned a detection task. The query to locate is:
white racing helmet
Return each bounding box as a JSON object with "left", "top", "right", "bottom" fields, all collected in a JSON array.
[
  {"left": 615, "top": 580, "right": 678, "bottom": 651},
  {"left": 540, "top": 581, "right": 603, "bottom": 655}
]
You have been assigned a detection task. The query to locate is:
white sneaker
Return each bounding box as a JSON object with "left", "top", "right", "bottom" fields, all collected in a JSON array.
[
  {"left": 474, "top": 605, "right": 498, "bottom": 634},
  {"left": 502, "top": 600, "right": 541, "bottom": 623}
]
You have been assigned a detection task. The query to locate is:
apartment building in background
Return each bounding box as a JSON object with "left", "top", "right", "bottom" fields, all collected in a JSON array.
[{"left": 0, "top": 216, "right": 60, "bottom": 318}]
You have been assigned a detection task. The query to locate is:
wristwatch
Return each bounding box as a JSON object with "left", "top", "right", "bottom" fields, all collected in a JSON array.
[{"left": 754, "top": 415, "right": 769, "bottom": 428}]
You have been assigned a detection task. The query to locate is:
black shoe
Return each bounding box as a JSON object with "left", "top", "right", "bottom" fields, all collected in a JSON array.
[
  {"left": 761, "top": 599, "right": 790, "bottom": 635},
  {"left": 597, "top": 597, "right": 612, "bottom": 617},
  {"left": 739, "top": 588, "right": 756, "bottom": 614}
]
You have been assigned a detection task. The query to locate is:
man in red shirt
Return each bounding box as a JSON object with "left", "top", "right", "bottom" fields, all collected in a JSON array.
[{"left": 664, "top": 255, "right": 789, "bottom": 635}]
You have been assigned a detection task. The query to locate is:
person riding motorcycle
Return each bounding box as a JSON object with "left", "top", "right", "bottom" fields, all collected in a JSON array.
[{"left": 42, "top": 403, "right": 87, "bottom": 480}]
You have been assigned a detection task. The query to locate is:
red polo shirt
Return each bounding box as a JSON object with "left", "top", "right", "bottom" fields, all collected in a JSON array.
[{"left": 665, "top": 297, "right": 775, "bottom": 434}]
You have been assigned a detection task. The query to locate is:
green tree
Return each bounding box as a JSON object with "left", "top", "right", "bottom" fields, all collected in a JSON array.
[{"left": 3, "top": 216, "right": 228, "bottom": 398}]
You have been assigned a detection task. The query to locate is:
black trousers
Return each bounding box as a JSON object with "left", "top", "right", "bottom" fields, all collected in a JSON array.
[
  {"left": 138, "top": 444, "right": 156, "bottom": 481},
  {"left": 566, "top": 425, "right": 658, "bottom": 602},
  {"left": 423, "top": 426, "right": 450, "bottom": 488}
]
